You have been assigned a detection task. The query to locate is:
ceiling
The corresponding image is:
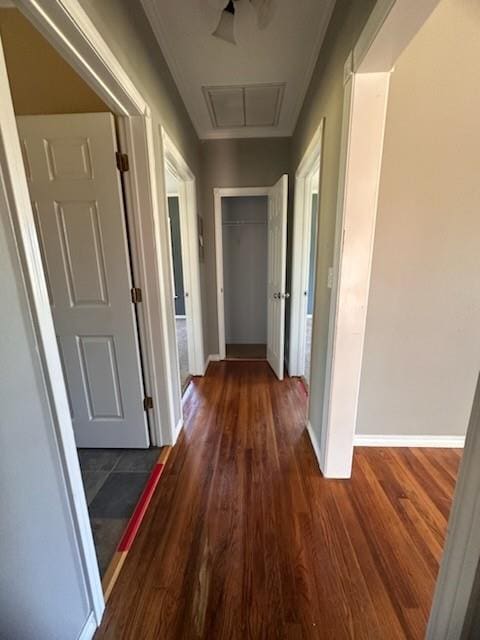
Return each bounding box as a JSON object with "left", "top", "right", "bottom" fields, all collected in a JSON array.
[{"left": 141, "top": 0, "right": 336, "bottom": 140}]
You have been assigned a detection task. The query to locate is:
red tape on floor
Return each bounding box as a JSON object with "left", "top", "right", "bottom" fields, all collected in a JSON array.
[{"left": 117, "top": 462, "right": 165, "bottom": 552}]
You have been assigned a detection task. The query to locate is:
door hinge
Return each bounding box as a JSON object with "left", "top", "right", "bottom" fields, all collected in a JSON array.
[
  {"left": 131, "top": 287, "right": 142, "bottom": 303},
  {"left": 143, "top": 396, "right": 153, "bottom": 411},
  {"left": 116, "top": 151, "right": 129, "bottom": 172}
]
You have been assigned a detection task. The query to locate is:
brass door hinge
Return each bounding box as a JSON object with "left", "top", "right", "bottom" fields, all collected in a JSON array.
[
  {"left": 116, "top": 151, "right": 129, "bottom": 172},
  {"left": 131, "top": 287, "right": 142, "bottom": 304},
  {"left": 143, "top": 396, "right": 153, "bottom": 411}
]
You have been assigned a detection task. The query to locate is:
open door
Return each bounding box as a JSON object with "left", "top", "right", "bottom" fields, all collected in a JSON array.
[
  {"left": 16, "top": 113, "right": 149, "bottom": 448},
  {"left": 267, "top": 174, "right": 288, "bottom": 379}
]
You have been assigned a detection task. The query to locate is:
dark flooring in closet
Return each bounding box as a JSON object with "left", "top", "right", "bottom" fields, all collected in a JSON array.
[
  {"left": 77, "top": 448, "right": 160, "bottom": 575},
  {"left": 226, "top": 343, "right": 267, "bottom": 359}
]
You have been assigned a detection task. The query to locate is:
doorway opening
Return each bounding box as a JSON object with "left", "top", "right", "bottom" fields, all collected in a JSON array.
[
  {"left": 214, "top": 178, "right": 288, "bottom": 378},
  {"left": 289, "top": 121, "right": 323, "bottom": 389},
  {"left": 166, "top": 173, "right": 191, "bottom": 391},
  {"left": 0, "top": 7, "right": 164, "bottom": 586},
  {"left": 222, "top": 195, "right": 268, "bottom": 360},
  {"left": 161, "top": 128, "right": 205, "bottom": 396},
  {"left": 304, "top": 177, "right": 318, "bottom": 385}
]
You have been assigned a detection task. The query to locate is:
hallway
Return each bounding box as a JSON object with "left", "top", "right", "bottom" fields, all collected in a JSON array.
[{"left": 95, "top": 362, "right": 460, "bottom": 640}]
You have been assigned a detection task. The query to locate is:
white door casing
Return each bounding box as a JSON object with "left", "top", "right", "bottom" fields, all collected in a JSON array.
[
  {"left": 267, "top": 174, "right": 288, "bottom": 380},
  {"left": 289, "top": 121, "right": 324, "bottom": 378},
  {"left": 17, "top": 113, "right": 149, "bottom": 448},
  {"left": 161, "top": 128, "right": 205, "bottom": 382}
]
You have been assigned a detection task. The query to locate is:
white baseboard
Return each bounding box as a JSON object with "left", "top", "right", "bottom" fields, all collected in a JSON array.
[
  {"left": 78, "top": 612, "right": 97, "bottom": 640},
  {"left": 175, "top": 314, "right": 186, "bottom": 319},
  {"left": 174, "top": 417, "right": 183, "bottom": 439},
  {"left": 354, "top": 434, "right": 465, "bottom": 448},
  {"left": 204, "top": 354, "right": 221, "bottom": 373},
  {"left": 306, "top": 421, "right": 322, "bottom": 466}
]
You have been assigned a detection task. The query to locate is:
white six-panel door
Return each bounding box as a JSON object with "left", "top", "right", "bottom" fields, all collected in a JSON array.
[
  {"left": 267, "top": 174, "right": 288, "bottom": 379},
  {"left": 16, "top": 113, "right": 149, "bottom": 448}
]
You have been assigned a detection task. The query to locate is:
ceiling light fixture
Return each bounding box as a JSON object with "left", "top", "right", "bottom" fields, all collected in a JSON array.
[
  {"left": 210, "top": 0, "right": 276, "bottom": 45},
  {"left": 212, "top": 0, "right": 236, "bottom": 44}
]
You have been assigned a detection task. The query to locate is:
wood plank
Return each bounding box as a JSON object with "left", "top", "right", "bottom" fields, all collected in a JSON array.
[{"left": 95, "top": 362, "right": 461, "bottom": 640}]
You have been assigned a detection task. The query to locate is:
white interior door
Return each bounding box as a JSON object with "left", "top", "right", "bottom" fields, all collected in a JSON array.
[
  {"left": 267, "top": 174, "right": 288, "bottom": 379},
  {"left": 16, "top": 113, "right": 149, "bottom": 448}
]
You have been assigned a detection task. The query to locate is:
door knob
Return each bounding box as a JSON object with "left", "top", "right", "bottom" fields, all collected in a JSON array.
[
  {"left": 273, "top": 293, "right": 279, "bottom": 299},
  {"left": 283, "top": 292, "right": 290, "bottom": 299}
]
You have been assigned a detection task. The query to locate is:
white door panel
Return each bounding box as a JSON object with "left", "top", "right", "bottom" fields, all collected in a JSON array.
[
  {"left": 17, "top": 113, "right": 149, "bottom": 448},
  {"left": 267, "top": 174, "right": 288, "bottom": 379}
]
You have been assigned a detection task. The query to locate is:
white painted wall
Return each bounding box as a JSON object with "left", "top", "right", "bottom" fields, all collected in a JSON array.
[
  {"left": 0, "top": 164, "right": 93, "bottom": 638},
  {"left": 356, "top": 0, "right": 480, "bottom": 437},
  {"left": 222, "top": 196, "right": 268, "bottom": 344}
]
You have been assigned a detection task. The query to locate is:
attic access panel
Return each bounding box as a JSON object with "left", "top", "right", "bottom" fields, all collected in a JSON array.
[{"left": 203, "top": 83, "right": 285, "bottom": 129}]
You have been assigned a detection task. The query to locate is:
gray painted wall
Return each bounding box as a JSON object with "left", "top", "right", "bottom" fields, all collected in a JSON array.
[
  {"left": 222, "top": 196, "right": 268, "bottom": 345},
  {"left": 0, "top": 168, "right": 91, "bottom": 638},
  {"left": 356, "top": 0, "right": 480, "bottom": 437},
  {"left": 200, "top": 137, "right": 291, "bottom": 355}
]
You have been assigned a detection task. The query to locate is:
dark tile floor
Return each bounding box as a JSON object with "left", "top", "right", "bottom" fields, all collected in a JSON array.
[{"left": 77, "top": 447, "right": 160, "bottom": 576}]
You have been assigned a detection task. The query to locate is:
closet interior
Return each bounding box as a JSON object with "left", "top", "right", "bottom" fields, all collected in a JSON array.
[{"left": 222, "top": 195, "right": 268, "bottom": 360}]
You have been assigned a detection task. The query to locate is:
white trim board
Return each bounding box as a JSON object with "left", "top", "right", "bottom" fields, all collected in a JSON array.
[
  {"left": 161, "top": 128, "right": 205, "bottom": 377},
  {"left": 306, "top": 421, "right": 323, "bottom": 472},
  {"left": 116, "top": 116, "right": 171, "bottom": 447},
  {"left": 320, "top": 70, "right": 391, "bottom": 479},
  {"left": 78, "top": 612, "right": 97, "bottom": 640},
  {"left": 289, "top": 120, "right": 324, "bottom": 378},
  {"left": 354, "top": 434, "right": 465, "bottom": 448},
  {"left": 161, "top": 127, "right": 205, "bottom": 376},
  {"left": 174, "top": 417, "right": 184, "bottom": 439}
]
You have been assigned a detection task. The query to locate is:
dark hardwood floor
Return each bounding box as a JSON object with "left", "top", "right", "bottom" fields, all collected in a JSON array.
[{"left": 95, "top": 361, "right": 461, "bottom": 640}]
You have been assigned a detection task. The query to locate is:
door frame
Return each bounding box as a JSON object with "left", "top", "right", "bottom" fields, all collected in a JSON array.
[
  {"left": 313, "top": 0, "right": 443, "bottom": 480},
  {"left": 213, "top": 186, "right": 270, "bottom": 361},
  {"left": 17, "top": 0, "right": 181, "bottom": 450},
  {"left": 161, "top": 128, "right": 205, "bottom": 380},
  {"left": 289, "top": 120, "right": 324, "bottom": 378},
  {"left": 116, "top": 116, "right": 173, "bottom": 446},
  {"left": 2, "top": 0, "right": 184, "bottom": 628}
]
